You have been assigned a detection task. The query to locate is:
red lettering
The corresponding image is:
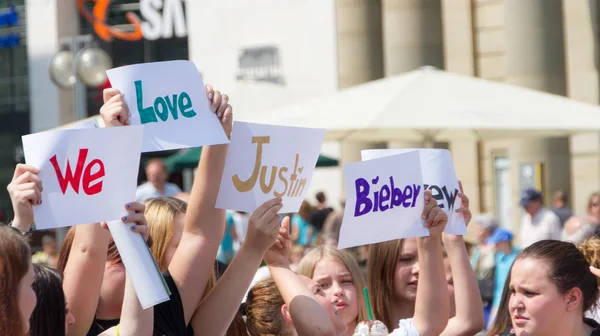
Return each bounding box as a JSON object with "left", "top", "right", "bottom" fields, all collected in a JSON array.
[
  {"left": 83, "top": 159, "right": 105, "bottom": 195},
  {"left": 49, "top": 148, "right": 105, "bottom": 195}
]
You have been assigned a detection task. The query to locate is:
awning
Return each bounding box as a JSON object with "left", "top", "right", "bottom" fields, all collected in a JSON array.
[{"left": 164, "top": 147, "right": 339, "bottom": 172}]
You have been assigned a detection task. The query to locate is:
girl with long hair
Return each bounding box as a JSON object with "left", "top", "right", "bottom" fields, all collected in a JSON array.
[
  {"left": 0, "top": 224, "right": 36, "bottom": 336},
  {"left": 29, "top": 264, "right": 76, "bottom": 336},
  {"left": 367, "top": 184, "right": 484, "bottom": 335}
]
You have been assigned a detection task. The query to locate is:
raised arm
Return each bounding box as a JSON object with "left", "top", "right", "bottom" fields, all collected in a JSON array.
[
  {"left": 412, "top": 190, "right": 450, "bottom": 336},
  {"left": 266, "top": 217, "right": 337, "bottom": 336},
  {"left": 167, "top": 85, "right": 233, "bottom": 323},
  {"left": 100, "top": 206, "right": 154, "bottom": 336},
  {"left": 7, "top": 164, "right": 41, "bottom": 232},
  {"left": 190, "top": 198, "right": 282, "bottom": 335},
  {"left": 100, "top": 85, "right": 233, "bottom": 324},
  {"left": 440, "top": 183, "right": 484, "bottom": 336},
  {"left": 7, "top": 163, "right": 107, "bottom": 336}
]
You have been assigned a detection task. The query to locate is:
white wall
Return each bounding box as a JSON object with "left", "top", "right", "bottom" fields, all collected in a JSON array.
[
  {"left": 26, "top": 0, "right": 79, "bottom": 132},
  {"left": 187, "top": 0, "right": 338, "bottom": 94},
  {"left": 187, "top": 0, "right": 344, "bottom": 208}
]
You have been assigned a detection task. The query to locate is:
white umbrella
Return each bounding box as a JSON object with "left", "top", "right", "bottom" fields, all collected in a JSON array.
[{"left": 252, "top": 66, "right": 600, "bottom": 142}]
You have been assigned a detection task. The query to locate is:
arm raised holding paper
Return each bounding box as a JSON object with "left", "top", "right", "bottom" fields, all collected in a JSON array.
[
  {"left": 7, "top": 163, "right": 42, "bottom": 233},
  {"left": 100, "top": 210, "right": 154, "bottom": 336},
  {"left": 439, "top": 181, "right": 485, "bottom": 336},
  {"left": 62, "top": 202, "right": 148, "bottom": 336},
  {"left": 100, "top": 84, "right": 233, "bottom": 325},
  {"left": 190, "top": 198, "right": 283, "bottom": 335},
  {"left": 407, "top": 190, "right": 450, "bottom": 336}
]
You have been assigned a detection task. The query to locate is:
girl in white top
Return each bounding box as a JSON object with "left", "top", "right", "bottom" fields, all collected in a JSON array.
[{"left": 368, "top": 183, "right": 484, "bottom": 336}]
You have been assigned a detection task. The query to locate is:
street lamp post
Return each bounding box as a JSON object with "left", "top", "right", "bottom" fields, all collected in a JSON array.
[
  {"left": 49, "top": 34, "right": 113, "bottom": 121},
  {"left": 48, "top": 34, "right": 113, "bottom": 246}
]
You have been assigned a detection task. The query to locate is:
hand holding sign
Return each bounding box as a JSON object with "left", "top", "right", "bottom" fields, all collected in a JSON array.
[
  {"left": 101, "top": 84, "right": 233, "bottom": 136},
  {"left": 423, "top": 190, "right": 448, "bottom": 238},
  {"left": 205, "top": 84, "right": 233, "bottom": 138},
  {"left": 362, "top": 149, "right": 467, "bottom": 235},
  {"left": 216, "top": 122, "right": 325, "bottom": 213},
  {"left": 100, "top": 201, "right": 150, "bottom": 241},
  {"left": 245, "top": 198, "right": 284, "bottom": 254},
  {"left": 105, "top": 60, "right": 229, "bottom": 152},
  {"left": 454, "top": 181, "right": 472, "bottom": 225},
  {"left": 22, "top": 126, "right": 143, "bottom": 229},
  {"left": 100, "top": 88, "right": 130, "bottom": 127},
  {"left": 337, "top": 151, "right": 427, "bottom": 249},
  {"left": 264, "top": 216, "right": 292, "bottom": 268},
  {"left": 7, "top": 164, "right": 42, "bottom": 231}
]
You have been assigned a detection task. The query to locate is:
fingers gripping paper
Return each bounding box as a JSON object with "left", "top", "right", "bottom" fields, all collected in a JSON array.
[
  {"left": 106, "top": 60, "right": 229, "bottom": 152},
  {"left": 216, "top": 121, "right": 326, "bottom": 213},
  {"left": 362, "top": 149, "right": 467, "bottom": 235},
  {"left": 22, "top": 126, "right": 170, "bottom": 308},
  {"left": 22, "top": 127, "right": 144, "bottom": 229},
  {"left": 338, "top": 151, "right": 427, "bottom": 250}
]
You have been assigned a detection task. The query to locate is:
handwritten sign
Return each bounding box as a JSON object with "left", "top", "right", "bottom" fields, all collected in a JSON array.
[
  {"left": 338, "top": 151, "right": 427, "bottom": 249},
  {"left": 362, "top": 149, "right": 467, "bottom": 235},
  {"left": 216, "top": 121, "right": 326, "bottom": 213},
  {"left": 106, "top": 60, "right": 229, "bottom": 152},
  {"left": 22, "top": 126, "right": 143, "bottom": 229}
]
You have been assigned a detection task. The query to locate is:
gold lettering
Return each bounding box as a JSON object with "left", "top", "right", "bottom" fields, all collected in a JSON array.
[
  {"left": 292, "top": 178, "right": 307, "bottom": 197},
  {"left": 259, "top": 165, "right": 277, "bottom": 193},
  {"left": 287, "top": 154, "right": 300, "bottom": 196},
  {"left": 232, "top": 136, "right": 270, "bottom": 192},
  {"left": 274, "top": 167, "right": 289, "bottom": 197}
]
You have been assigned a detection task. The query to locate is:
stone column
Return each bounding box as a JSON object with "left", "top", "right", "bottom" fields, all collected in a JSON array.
[
  {"left": 563, "top": 0, "right": 600, "bottom": 214},
  {"left": 335, "top": 0, "right": 384, "bottom": 89},
  {"left": 381, "top": 0, "right": 444, "bottom": 76},
  {"left": 503, "top": 0, "right": 570, "bottom": 229},
  {"left": 336, "top": 0, "right": 385, "bottom": 172}
]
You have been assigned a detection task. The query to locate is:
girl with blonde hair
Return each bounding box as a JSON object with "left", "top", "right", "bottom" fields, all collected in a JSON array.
[{"left": 296, "top": 245, "right": 368, "bottom": 336}]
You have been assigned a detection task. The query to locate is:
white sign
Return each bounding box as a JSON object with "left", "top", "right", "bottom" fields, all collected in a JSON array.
[
  {"left": 338, "top": 151, "right": 427, "bottom": 249},
  {"left": 107, "top": 219, "right": 170, "bottom": 309},
  {"left": 22, "top": 127, "right": 143, "bottom": 229},
  {"left": 106, "top": 60, "right": 229, "bottom": 153},
  {"left": 216, "top": 121, "right": 326, "bottom": 213},
  {"left": 140, "top": 0, "right": 187, "bottom": 41},
  {"left": 362, "top": 149, "right": 467, "bottom": 235}
]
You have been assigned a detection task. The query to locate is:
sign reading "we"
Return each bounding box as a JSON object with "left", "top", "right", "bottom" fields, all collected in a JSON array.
[{"left": 22, "top": 126, "right": 143, "bottom": 229}]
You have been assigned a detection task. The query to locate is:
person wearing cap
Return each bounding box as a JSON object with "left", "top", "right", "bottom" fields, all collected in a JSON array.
[
  {"left": 486, "top": 228, "right": 520, "bottom": 330},
  {"left": 518, "top": 188, "right": 561, "bottom": 249}
]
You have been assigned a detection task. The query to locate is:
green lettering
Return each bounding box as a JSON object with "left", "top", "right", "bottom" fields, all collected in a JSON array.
[
  {"left": 178, "top": 92, "right": 196, "bottom": 118},
  {"left": 165, "top": 94, "right": 179, "bottom": 120},
  {"left": 154, "top": 97, "right": 168, "bottom": 122},
  {"left": 135, "top": 80, "right": 157, "bottom": 124}
]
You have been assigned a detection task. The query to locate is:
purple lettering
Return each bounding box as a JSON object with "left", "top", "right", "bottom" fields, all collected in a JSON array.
[
  {"left": 391, "top": 176, "right": 404, "bottom": 207},
  {"left": 354, "top": 178, "right": 372, "bottom": 216},
  {"left": 411, "top": 184, "right": 421, "bottom": 207},
  {"left": 402, "top": 186, "right": 413, "bottom": 207},
  {"left": 379, "top": 184, "right": 391, "bottom": 211}
]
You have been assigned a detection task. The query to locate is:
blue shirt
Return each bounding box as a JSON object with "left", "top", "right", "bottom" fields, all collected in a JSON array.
[
  {"left": 220, "top": 212, "right": 235, "bottom": 254},
  {"left": 492, "top": 247, "right": 520, "bottom": 307},
  {"left": 292, "top": 214, "right": 313, "bottom": 246}
]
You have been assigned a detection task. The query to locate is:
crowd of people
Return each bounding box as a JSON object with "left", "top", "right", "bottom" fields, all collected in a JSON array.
[{"left": 3, "top": 85, "right": 600, "bottom": 336}]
